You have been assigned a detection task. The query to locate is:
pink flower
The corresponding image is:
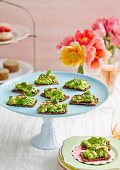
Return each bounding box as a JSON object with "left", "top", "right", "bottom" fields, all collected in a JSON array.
[
  {"left": 86, "top": 38, "right": 108, "bottom": 69},
  {"left": 109, "top": 28, "right": 120, "bottom": 46},
  {"left": 92, "top": 16, "right": 120, "bottom": 47},
  {"left": 92, "top": 18, "right": 106, "bottom": 37},
  {"left": 106, "top": 16, "right": 120, "bottom": 46},
  {"left": 56, "top": 36, "right": 75, "bottom": 49},
  {"left": 105, "top": 16, "right": 119, "bottom": 33}
]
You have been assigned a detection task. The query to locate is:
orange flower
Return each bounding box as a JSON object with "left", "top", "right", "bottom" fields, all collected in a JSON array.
[{"left": 60, "top": 42, "right": 85, "bottom": 67}]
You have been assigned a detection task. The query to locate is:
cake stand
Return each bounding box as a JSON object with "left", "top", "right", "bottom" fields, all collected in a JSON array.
[
  {"left": 0, "top": 0, "right": 37, "bottom": 70},
  {"left": 0, "top": 21, "right": 36, "bottom": 72},
  {"left": 0, "top": 71, "right": 109, "bottom": 150},
  {"left": 0, "top": 23, "right": 34, "bottom": 84}
]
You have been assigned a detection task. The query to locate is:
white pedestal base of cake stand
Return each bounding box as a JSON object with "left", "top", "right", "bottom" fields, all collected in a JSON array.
[{"left": 31, "top": 118, "right": 63, "bottom": 150}]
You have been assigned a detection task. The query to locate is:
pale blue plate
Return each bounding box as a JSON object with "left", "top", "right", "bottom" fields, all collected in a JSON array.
[{"left": 0, "top": 71, "right": 109, "bottom": 118}]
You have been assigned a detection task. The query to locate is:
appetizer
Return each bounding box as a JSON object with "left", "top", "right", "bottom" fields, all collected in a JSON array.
[
  {"left": 81, "top": 137, "right": 110, "bottom": 150},
  {"left": 0, "top": 23, "right": 12, "bottom": 41},
  {"left": 34, "top": 70, "right": 58, "bottom": 85},
  {"left": 63, "top": 78, "right": 90, "bottom": 91},
  {"left": 12, "top": 82, "right": 39, "bottom": 96},
  {"left": 80, "top": 146, "right": 111, "bottom": 162},
  {"left": 0, "top": 68, "right": 9, "bottom": 81},
  {"left": 72, "top": 137, "right": 114, "bottom": 165},
  {"left": 70, "top": 90, "right": 99, "bottom": 106},
  {"left": 7, "top": 95, "right": 37, "bottom": 107},
  {"left": 3, "top": 59, "right": 19, "bottom": 73},
  {"left": 37, "top": 101, "right": 67, "bottom": 115},
  {"left": 41, "top": 88, "right": 69, "bottom": 102}
]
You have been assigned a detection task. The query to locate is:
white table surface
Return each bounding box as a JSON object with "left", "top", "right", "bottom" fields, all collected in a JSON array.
[{"left": 0, "top": 75, "right": 120, "bottom": 170}]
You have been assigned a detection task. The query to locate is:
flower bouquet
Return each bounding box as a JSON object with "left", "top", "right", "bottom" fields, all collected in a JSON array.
[
  {"left": 92, "top": 16, "right": 120, "bottom": 63},
  {"left": 56, "top": 29, "right": 108, "bottom": 74}
]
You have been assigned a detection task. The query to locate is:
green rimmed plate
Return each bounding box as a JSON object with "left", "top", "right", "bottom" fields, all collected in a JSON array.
[
  {"left": 62, "top": 136, "right": 120, "bottom": 170},
  {"left": 58, "top": 150, "right": 76, "bottom": 170}
]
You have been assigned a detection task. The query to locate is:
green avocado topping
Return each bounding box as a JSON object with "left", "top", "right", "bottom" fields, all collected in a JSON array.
[
  {"left": 34, "top": 70, "right": 58, "bottom": 85},
  {"left": 81, "top": 137, "right": 108, "bottom": 148},
  {"left": 81, "top": 137, "right": 109, "bottom": 160},
  {"left": 13, "top": 82, "right": 38, "bottom": 96},
  {"left": 37, "top": 101, "right": 67, "bottom": 114},
  {"left": 43, "top": 88, "right": 66, "bottom": 102},
  {"left": 83, "top": 146, "right": 108, "bottom": 160},
  {"left": 71, "top": 90, "right": 97, "bottom": 103},
  {"left": 64, "top": 78, "right": 90, "bottom": 90},
  {"left": 7, "top": 95, "right": 36, "bottom": 107}
]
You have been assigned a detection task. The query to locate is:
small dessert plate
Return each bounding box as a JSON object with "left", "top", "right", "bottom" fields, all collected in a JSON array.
[
  {"left": 0, "top": 58, "right": 33, "bottom": 84},
  {"left": 62, "top": 136, "right": 120, "bottom": 170},
  {"left": 0, "top": 23, "right": 29, "bottom": 46}
]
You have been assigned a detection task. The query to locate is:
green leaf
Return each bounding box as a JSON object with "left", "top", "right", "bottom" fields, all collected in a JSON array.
[{"left": 46, "top": 70, "right": 51, "bottom": 76}]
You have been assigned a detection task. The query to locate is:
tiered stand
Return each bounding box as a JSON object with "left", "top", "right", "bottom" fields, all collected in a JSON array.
[
  {"left": 0, "top": 0, "right": 36, "bottom": 71},
  {"left": 0, "top": 71, "right": 109, "bottom": 150},
  {"left": 0, "top": 24, "right": 33, "bottom": 84}
]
